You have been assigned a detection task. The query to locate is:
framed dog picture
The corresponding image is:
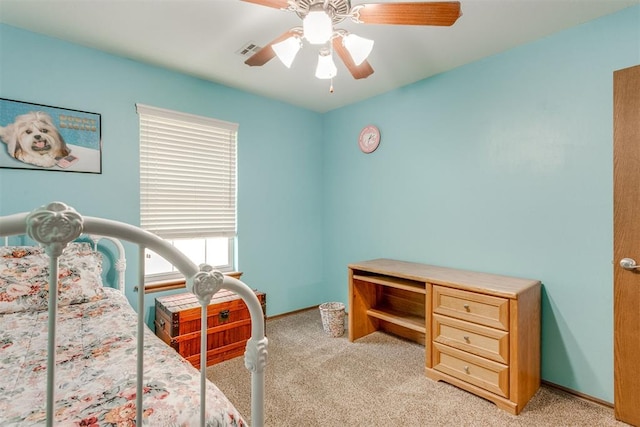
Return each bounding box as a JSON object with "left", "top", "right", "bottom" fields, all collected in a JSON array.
[{"left": 0, "top": 98, "right": 101, "bottom": 174}]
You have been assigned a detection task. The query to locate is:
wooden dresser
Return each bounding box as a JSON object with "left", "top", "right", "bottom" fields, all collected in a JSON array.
[
  {"left": 348, "top": 258, "right": 540, "bottom": 415},
  {"left": 155, "top": 289, "right": 266, "bottom": 368}
]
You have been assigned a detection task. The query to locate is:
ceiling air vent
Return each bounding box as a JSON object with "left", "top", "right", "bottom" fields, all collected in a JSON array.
[{"left": 236, "top": 42, "right": 262, "bottom": 57}]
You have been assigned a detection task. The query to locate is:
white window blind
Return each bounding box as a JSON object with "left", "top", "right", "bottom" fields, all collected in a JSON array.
[{"left": 137, "top": 104, "right": 238, "bottom": 240}]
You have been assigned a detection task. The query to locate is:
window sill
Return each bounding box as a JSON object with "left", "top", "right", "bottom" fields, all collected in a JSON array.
[{"left": 139, "top": 271, "right": 243, "bottom": 294}]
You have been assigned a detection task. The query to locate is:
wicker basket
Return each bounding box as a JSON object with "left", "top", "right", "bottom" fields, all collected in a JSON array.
[{"left": 319, "top": 302, "right": 345, "bottom": 337}]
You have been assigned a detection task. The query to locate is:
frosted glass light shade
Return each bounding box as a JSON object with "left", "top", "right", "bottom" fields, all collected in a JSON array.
[
  {"left": 315, "top": 50, "right": 337, "bottom": 79},
  {"left": 343, "top": 34, "right": 374, "bottom": 66},
  {"left": 303, "top": 10, "right": 333, "bottom": 44},
  {"left": 272, "top": 36, "right": 302, "bottom": 68}
]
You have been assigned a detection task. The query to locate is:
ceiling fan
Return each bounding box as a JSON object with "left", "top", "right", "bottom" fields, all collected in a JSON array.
[{"left": 241, "top": 0, "right": 462, "bottom": 84}]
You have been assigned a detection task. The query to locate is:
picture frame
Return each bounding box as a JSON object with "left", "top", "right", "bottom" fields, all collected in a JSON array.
[{"left": 0, "top": 98, "right": 102, "bottom": 174}]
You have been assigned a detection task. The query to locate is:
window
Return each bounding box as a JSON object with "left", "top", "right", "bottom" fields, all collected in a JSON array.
[{"left": 137, "top": 104, "right": 237, "bottom": 285}]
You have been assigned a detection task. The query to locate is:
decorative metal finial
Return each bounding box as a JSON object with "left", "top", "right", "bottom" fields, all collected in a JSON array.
[
  {"left": 26, "top": 202, "right": 83, "bottom": 258},
  {"left": 192, "top": 264, "right": 224, "bottom": 306},
  {"left": 244, "top": 336, "right": 269, "bottom": 374}
]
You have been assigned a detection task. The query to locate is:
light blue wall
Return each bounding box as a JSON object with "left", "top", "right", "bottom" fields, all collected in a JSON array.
[
  {"left": 0, "top": 24, "right": 325, "bottom": 321},
  {"left": 1, "top": 4, "right": 639, "bottom": 404},
  {"left": 322, "top": 6, "right": 640, "bottom": 403}
]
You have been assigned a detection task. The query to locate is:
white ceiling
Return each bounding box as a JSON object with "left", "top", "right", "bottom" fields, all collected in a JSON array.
[{"left": 0, "top": 0, "right": 637, "bottom": 113}]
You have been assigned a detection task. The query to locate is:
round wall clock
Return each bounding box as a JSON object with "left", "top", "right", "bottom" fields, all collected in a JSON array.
[{"left": 358, "top": 125, "right": 381, "bottom": 154}]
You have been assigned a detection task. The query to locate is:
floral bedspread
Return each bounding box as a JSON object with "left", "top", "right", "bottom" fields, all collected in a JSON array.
[{"left": 0, "top": 288, "right": 246, "bottom": 426}]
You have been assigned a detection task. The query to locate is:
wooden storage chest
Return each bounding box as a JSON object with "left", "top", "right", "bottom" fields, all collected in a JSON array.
[{"left": 155, "top": 289, "right": 266, "bottom": 368}]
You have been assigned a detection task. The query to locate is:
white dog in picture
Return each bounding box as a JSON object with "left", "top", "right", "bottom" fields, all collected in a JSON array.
[{"left": 0, "top": 111, "right": 70, "bottom": 168}]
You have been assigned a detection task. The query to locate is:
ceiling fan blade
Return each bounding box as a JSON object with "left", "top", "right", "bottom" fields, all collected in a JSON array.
[
  {"left": 244, "top": 30, "right": 299, "bottom": 67},
  {"left": 356, "top": 1, "right": 461, "bottom": 26},
  {"left": 240, "top": 0, "right": 290, "bottom": 10},
  {"left": 332, "top": 37, "right": 374, "bottom": 80}
]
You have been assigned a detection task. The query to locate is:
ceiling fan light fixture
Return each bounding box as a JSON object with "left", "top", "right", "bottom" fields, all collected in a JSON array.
[
  {"left": 343, "top": 33, "right": 374, "bottom": 66},
  {"left": 303, "top": 9, "right": 333, "bottom": 44},
  {"left": 315, "top": 48, "right": 337, "bottom": 79},
  {"left": 243, "top": 0, "right": 462, "bottom": 85},
  {"left": 272, "top": 36, "right": 302, "bottom": 68}
]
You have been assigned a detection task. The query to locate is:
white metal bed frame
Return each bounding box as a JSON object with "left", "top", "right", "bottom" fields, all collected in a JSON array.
[
  {"left": 0, "top": 201, "right": 267, "bottom": 427},
  {"left": 87, "top": 233, "right": 127, "bottom": 293}
]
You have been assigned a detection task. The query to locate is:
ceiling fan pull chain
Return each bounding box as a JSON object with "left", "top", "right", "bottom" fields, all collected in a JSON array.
[{"left": 329, "top": 78, "right": 334, "bottom": 93}]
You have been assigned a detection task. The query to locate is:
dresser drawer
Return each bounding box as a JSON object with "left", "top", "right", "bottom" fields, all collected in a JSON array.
[
  {"left": 433, "top": 314, "right": 509, "bottom": 364},
  {"left": 432, "top": 285, "right": 509, "bottom": 330},
  {"left": 433, "top": 342, "right": 509, "bottom": 398}
]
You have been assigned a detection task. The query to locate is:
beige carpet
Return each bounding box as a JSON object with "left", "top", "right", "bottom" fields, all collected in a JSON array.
[{"left": 207, "top": 309, "right": 626, "bottom": 427}]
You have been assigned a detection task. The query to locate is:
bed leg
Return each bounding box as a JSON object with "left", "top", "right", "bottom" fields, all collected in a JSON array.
[{"left": 245, "top": 336, "right": 268, "bottom": 427}]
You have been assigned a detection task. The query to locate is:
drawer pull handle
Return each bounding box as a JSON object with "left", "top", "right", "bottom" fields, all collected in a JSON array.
[
  {"left": 464, "top": 366, "right": 470, "bottom": 374},
  {"left": 463, "top": 336, "right": 470, "bottom": 342},
  {"left": 219, "top": 310, "right": 230, "bottom": 321},
  {"left": 463, "top": 304, "right": 470, "bottom": 311},
  {"left": 159, "top": 319, "right": 165, "bottom": 329}
]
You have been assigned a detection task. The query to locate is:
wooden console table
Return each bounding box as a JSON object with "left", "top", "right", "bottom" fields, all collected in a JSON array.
[{"left": 348, "top": 258, "right": 541, "bottom": 415}]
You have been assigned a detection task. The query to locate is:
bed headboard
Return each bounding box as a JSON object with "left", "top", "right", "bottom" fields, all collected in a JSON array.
[
  {"left": 2, "top": 233, "right": 127, "bottom": 294},
  {"left": 86, "top": 234, "right": 126, "bottom": 293}
]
